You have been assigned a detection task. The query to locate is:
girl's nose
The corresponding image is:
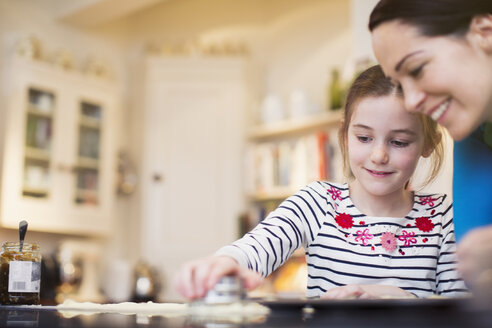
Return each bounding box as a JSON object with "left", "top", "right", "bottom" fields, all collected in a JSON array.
[
  {"left": 402, "top": 81, "right": 425, "bottom": 113},
  {"left": 371, "top": 145, "right": 389, "bottom": 164}
]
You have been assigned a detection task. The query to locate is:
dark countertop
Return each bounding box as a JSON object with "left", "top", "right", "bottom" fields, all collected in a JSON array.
[{"left": 1, "top": 298, "right": 492, "bottom": 328}]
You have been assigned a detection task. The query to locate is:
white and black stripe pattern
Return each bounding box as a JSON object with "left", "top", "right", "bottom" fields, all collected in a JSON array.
[{"left": 216, "top": 181, "right": 468, "bottom": 298}]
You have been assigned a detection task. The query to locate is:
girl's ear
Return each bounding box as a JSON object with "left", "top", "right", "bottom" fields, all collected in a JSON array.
[{"left": 469, "top": 14, "right": 492, "bottom": 54}]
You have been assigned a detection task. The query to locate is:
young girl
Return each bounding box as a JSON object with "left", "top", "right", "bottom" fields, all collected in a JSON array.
[{"left": 174, "top": 65, "right": 468, "bottom": 300}]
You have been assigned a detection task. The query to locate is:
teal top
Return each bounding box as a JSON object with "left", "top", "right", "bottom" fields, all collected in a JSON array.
[{"left": 453, "top": 123, "right": 492, "bottom": 241}]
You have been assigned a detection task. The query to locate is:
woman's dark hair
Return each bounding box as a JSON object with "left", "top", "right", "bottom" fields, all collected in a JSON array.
[
  {"left": 369, "top": 0, "right": 492, "bottom": 37},
  {"left": 338, "top": 65, "right": 443, "bottom": 188}
]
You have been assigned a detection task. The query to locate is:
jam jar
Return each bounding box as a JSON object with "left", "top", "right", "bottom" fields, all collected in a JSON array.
[{"left": 0, "top": 242, "right": 42, "bottom": 305}]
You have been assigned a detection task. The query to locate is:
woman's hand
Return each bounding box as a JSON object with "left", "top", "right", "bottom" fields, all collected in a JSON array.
[
  {"left": 321, "top": 284, "right": 416, "bottom": 299},
  {"left": 173, "top": 255, "right": 264, "bottom": 300},
  {"left": 457, "top": 225, "right": 492, "bottom": 291}
]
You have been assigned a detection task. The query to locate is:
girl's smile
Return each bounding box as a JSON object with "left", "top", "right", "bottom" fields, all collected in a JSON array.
[{"left": 364, "top": 168, "right": 394, "bottom": 178}]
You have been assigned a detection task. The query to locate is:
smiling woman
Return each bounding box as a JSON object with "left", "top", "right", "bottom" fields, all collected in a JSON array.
[{"left": 368, "top": 0, "right": 492, "bottom": 294}]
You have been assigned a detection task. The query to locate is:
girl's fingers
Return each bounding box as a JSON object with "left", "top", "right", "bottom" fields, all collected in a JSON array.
[
  {"left": 175, "top": 256, "right": 244, "bottom": 300},
  {"left": 175, "top": 261, "right": 197, "bottom": 299},
  {"left": 322, "top": 285, "right": 365, "bottom": 299},
  {"left": 175, "top": 256, "right": 265, "bottom": 300},
  {"left": 193, "top": 260, "right": 213, "bottom": 299},
  {"left": 240, "top": 268, "right": 264, "bottom": 290},
  {"left": 206, "top": 257, "right": 239, "bottom": 290},
  {"left": 321, "top": 288, "right": 342, "bottom": 299}
]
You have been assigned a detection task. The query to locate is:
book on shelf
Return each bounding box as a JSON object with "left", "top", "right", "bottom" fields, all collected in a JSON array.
[{"left": 246, "top": 130, "right": 335, "bottom": 199}]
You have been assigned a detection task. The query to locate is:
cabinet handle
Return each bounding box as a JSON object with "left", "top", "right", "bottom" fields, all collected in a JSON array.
[
  {"left": 152, "top": 173, "right": 164, "bottom": 183},
  {"left": 56, "top": 163, "right": 69, "bottom": 172},
  {"left": 56, "top": 164, "right": 77, "bottom": 173}
]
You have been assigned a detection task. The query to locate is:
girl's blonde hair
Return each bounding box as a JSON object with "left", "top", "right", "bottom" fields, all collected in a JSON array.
[{"left": 337, "top": 65, "right": 444, "bottom": 189}]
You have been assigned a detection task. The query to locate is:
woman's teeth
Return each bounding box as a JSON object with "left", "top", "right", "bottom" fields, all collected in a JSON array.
[{"left": 431, "top": 100, "right": 449, "bottom": 121}]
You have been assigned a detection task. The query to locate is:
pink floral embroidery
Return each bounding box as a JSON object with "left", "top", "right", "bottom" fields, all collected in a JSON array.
[
  {"left": 355, "top": 228, "right": 374, "bottom": 246},
  {"left": 327, "top": 186, "right": 342, "bottom": 201},
  {"left": 420, "top": 196, "right": 437, "bottom": 207},
  {"left": 380, "top": 232, "right": 397, "bottom": 252},
  {"left": 398, "top": 230, "right": 417, "bottom": 247}
]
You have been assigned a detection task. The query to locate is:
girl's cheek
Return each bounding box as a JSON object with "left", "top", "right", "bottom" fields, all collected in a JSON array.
[{"left": 396, "top": 150, "right": 422, "bottom": 169}]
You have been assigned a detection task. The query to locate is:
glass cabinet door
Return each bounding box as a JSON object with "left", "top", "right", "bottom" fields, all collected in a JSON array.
[
  {"left": 23, "top": 88, "right": 54, "bottom": 198},
  {"left": 75, "top": 101, "right": 102, "bottom": 205}
]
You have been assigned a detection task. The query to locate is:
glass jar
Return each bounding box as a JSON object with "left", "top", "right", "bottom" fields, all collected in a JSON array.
[{"left": 0, "top": 242, "right": 42, "bottom": 305}]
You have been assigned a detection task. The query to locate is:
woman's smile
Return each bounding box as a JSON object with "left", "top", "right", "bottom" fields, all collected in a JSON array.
[{"left": 429, "top": 98, "right": 451, "bottom": 122}]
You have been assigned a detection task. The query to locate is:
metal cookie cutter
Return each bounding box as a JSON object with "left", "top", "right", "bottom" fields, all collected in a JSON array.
[{"left": 203, "top": 275, "right": 245, "bottom": 304}]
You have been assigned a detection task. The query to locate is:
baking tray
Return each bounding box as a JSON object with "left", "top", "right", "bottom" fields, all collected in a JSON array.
[{"left": 258, "top": 297, "right": 468, "bottom": 311}]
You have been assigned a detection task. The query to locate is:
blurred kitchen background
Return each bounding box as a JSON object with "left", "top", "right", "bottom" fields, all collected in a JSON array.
[{"left": 0, "top": 0, "right": 452, "bottom": 303}]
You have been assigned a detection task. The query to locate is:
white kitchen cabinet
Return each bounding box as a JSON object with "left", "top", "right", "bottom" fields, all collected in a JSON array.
[{"left": 0, "top": 57, "right": 117, "bottom": 235}]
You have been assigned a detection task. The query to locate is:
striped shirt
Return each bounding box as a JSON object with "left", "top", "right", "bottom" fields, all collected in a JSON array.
[{"left": 216, "top": 181, "right": 468, "bottom": 298}]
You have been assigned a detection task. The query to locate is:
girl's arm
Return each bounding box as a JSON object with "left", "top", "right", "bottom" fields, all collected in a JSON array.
[
  {"left": 215, "top": 183, "right": 326, "bottom": 276},
  {"left": 175, "top": 182, "right": 326, "bottom": 300}
]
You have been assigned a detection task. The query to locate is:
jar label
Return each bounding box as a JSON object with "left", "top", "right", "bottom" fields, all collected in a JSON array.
[{"left": 8, "top": 261, "right": 41, "bottom": 293}]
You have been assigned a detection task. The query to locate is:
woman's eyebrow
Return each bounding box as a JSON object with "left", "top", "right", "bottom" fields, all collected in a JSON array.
[{"left": 395, "top": 50, "right": 423, "bottom": 71}]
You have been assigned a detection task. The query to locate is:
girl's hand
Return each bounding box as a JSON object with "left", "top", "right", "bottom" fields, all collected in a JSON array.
[
  {"left": 457, "top": 225, "right": 492, "bottom": 290},
  {"left": 173, "top": 255, "right": 264, "bottom": 300},
  {"left": 321, "top": 284, "right": 416, "bottom": 299}
]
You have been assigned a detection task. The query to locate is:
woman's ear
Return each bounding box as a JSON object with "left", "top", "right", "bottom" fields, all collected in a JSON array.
[{"left": 469, "top": 14, "right": 492, "bottom": 54}]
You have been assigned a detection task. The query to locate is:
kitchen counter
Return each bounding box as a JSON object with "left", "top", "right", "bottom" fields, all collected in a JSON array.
[{"left": 1, "top": 298, "right": 492, "bottom": 328}]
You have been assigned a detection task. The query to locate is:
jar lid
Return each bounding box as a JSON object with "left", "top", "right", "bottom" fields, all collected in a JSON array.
[{"left": 2, "top": 241, "right": 40, "bottom": 251}]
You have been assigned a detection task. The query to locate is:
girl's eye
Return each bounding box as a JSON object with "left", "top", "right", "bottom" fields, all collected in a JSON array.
[
  {"left": 391, "top": 140, "right": 409, "bottom": 147},
  {"left": 357, "top": 136, "right": 372, "bottom": 143}
]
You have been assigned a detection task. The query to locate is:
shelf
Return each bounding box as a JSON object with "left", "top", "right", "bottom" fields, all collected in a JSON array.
[
  {"left": 248, "top": 187, "right": 296, "bottom": 202},
  {"left": 22, "top": 186, "right": 49, "bottom": 197},
  {"left": 27, "top": 104, "right": 53, "bottom": 118},
  {"left": 75, "top": 188, "right": 98, "bottom": 198},
  {"left": 77, "top": 156, "right": 99, "bottom": 170},
  {"left": 248, "top": 110, "right": 342, "bottom": 140},
  {"left": 79, "top": 115, "right": 101, "bottom": 129},
  {"left": 25, "top": 146, "right": 51, "bottom": 162}
]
